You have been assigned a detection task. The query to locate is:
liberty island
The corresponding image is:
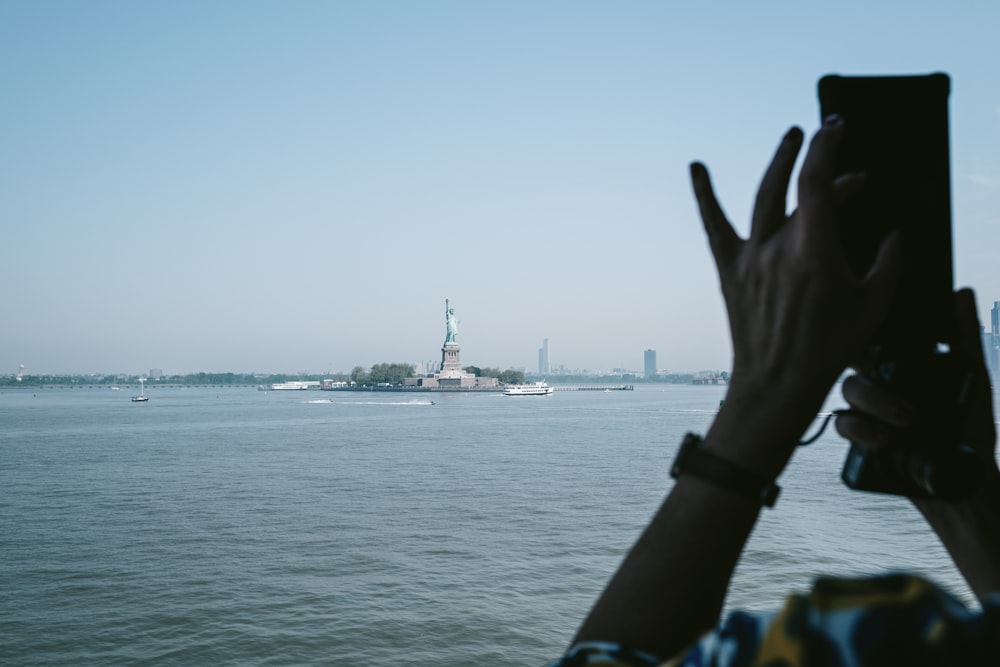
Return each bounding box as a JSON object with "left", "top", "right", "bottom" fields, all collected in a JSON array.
[
  {"left": 397, "top": 299, "right": 500, "bottom": 391},
  {"left": 369, "top": 300, "right": 631, "bottom": 392}
]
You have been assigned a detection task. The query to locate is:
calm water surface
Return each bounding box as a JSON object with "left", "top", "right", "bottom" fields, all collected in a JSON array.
[{"left": 1, "top": 385, "right": 990, "bottom": 665}]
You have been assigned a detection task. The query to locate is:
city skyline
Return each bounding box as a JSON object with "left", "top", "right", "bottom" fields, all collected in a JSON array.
[
  {"left": 4, "top": 3, "right": 998, "bottom": 376},
  {"left": 14, "top": 295, "right": 999, "bottom": 377},
  {"left": 7, "top": 341, "right": 708, "bottom": 380}
]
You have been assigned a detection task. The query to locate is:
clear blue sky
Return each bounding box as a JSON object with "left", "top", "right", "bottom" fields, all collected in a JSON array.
[{"left": 2, "top": 1, "right": 998, "bottom": 375}]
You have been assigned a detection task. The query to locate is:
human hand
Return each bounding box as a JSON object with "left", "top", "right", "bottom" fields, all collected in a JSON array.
[
  {"left": 835, "top": 288, "right": 998, "bottom": 481},
  {"left": 836, "top": 289, "right": 1000, "bottom": 599},
  {"left": 690, "top": 117, "right": 902, "bottom": 433}
]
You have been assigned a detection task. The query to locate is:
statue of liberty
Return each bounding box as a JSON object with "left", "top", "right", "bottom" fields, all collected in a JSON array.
[{"left": 444, "top": 299, "right": 458, "bottom": 344}]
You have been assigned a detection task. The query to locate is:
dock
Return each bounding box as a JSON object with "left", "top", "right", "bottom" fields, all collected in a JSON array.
[
  {"left": 319, "top": 384, "right": 634, "bottom": 393},
  {"left": 552, "top": 385, "right": 634, "bottom": 391}
]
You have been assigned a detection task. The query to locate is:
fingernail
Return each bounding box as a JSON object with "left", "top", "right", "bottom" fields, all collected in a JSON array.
[{"left": 823, "top": 114, "right": 843, "bottom": 128}]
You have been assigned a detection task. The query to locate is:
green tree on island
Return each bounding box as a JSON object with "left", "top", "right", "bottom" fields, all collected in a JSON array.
[
  {"left": 351, "top": 363, "right": 415, "bottom": 386},
  {"left": 463, "top": 366, "right": 525, "bottom": 385},
  {"left": 497, "top": 370, "right": 525, "bottom": 385}
]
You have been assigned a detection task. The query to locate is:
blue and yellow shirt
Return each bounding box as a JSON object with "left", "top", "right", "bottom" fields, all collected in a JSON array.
[{"left": 549, "top": 574, "right": 1000, "bottom": 666}]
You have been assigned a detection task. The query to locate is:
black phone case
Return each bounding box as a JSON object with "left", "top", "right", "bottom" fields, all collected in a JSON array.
[{"left": 818, "top": 73, "right": 954, "bottom": 351}]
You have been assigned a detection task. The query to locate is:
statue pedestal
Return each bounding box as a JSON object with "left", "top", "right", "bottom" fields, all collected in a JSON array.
[
  {"left": 435, "top": 343, "right": 477, "bottom": 387},
  {"left": 440, "top": 343, "right": 463, "bottom": 375}
]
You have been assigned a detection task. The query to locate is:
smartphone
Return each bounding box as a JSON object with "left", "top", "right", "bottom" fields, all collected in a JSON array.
[
  {"left": 819, "top": 74, "right": 981, "bottom": 500},
  {"left": 818, "top": 73, "right": 953, "bottom": 351}
]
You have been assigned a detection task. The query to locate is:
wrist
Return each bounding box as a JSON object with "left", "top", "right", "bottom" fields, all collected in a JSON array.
[
  {"left": 703, "top": 382, "right": 827, "bottom": 480},
  {"left": 725, "top": 369, "right": 834, "bottom": 418},
  {"left": 914, "top": 461, "right": 1000, "bottom": 516},
  {"left": 671, "top": 433, "right": 781, "bottom": 507},
  {"left": 912, "top": 462, "right": 1000, "bottom": 599}
]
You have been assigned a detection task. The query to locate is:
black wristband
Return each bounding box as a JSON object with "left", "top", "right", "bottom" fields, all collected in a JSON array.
[{"left": 670, "top": 433, "right": 780, "bottom": 507}]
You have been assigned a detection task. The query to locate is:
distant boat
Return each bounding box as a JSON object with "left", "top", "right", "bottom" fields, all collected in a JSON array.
[
  {"left": 503, "top": 381, "right": 554, "bottom": 397},
  {"left": 269, "top": 382, "right": 309, "bottom": 390},
  {"left": 132, "top": 379, "right": 149, "bottom": 403}
]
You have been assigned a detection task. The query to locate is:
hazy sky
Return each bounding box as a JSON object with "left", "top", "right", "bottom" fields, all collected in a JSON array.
[{"left": 3, "top": 1, "right": 998, "bottom": 375}]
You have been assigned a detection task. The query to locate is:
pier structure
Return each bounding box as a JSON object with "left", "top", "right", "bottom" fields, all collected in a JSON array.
[
  {"left": 327, "top": 383, "right": 633, "bottom": 393},
  {"left": 551, "top": 385, "right": 634, "bottom": 391}
]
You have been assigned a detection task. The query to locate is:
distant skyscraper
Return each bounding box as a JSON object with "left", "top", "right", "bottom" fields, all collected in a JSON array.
[
  {"left": 990, "top": 302, "right": 1000, "bottom": 382},
  {"left": 538, "top": 338, "right": 549, "bottom": 375},
  {"left": 644, "top": 349, "right": 657, "bottom": 378}
]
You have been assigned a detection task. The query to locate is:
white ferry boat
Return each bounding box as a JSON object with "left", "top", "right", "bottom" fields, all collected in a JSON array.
[
  {"left": 269, "top": 381, "right": 309, "bottom": 390},
  {"left": 503, "top": 381, "right": 554, "bottom": 396}
]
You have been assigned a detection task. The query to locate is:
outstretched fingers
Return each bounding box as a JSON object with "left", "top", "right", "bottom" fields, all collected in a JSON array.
[
  {"left": 690, "top": 162, "right": 739, "bottom": 267},
  {"left": 797, "top": 115, "right": 846, "bottom": 245},
  {"left": 749, "top": 127, "right": 803, "bottom": 242}
]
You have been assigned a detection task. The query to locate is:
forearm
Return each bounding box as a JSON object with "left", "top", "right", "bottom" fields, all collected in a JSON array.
[
  {"left": 573, "top": 387, "right": 814, "bottom": 658},
  {"left": 573, "top": 119, "right": 901, "bottom": 659},
  {"left": 915, "top": 464, "right": 1000, "bottom": 602},
  {"left": 572, "top": 470, "right": 761, "bottom": 657}
]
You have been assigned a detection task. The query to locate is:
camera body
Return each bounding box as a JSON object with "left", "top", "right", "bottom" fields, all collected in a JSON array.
[
  {"left": 840, "top": 346, "right": 981, "bottom": 500},
  {"left": 818, "top": 73, "right": 983, "bottom": 500}
]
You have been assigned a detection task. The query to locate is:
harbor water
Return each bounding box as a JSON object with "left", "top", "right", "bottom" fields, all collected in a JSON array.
[{"left": 1, "top": 385, "right": 992, "bottom": 665}]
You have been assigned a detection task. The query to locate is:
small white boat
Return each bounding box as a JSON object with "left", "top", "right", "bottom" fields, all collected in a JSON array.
[
  {"left": 132, "top": 379, "right": 149, "bottom": 402},
  {"left": 503, "top": 381, "right": 554, "bottom": 396}
]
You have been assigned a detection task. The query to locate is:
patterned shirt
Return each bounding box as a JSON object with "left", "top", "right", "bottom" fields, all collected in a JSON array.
[{"left": 548, "top": 574, "right": 1000, "bottom": 666}]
